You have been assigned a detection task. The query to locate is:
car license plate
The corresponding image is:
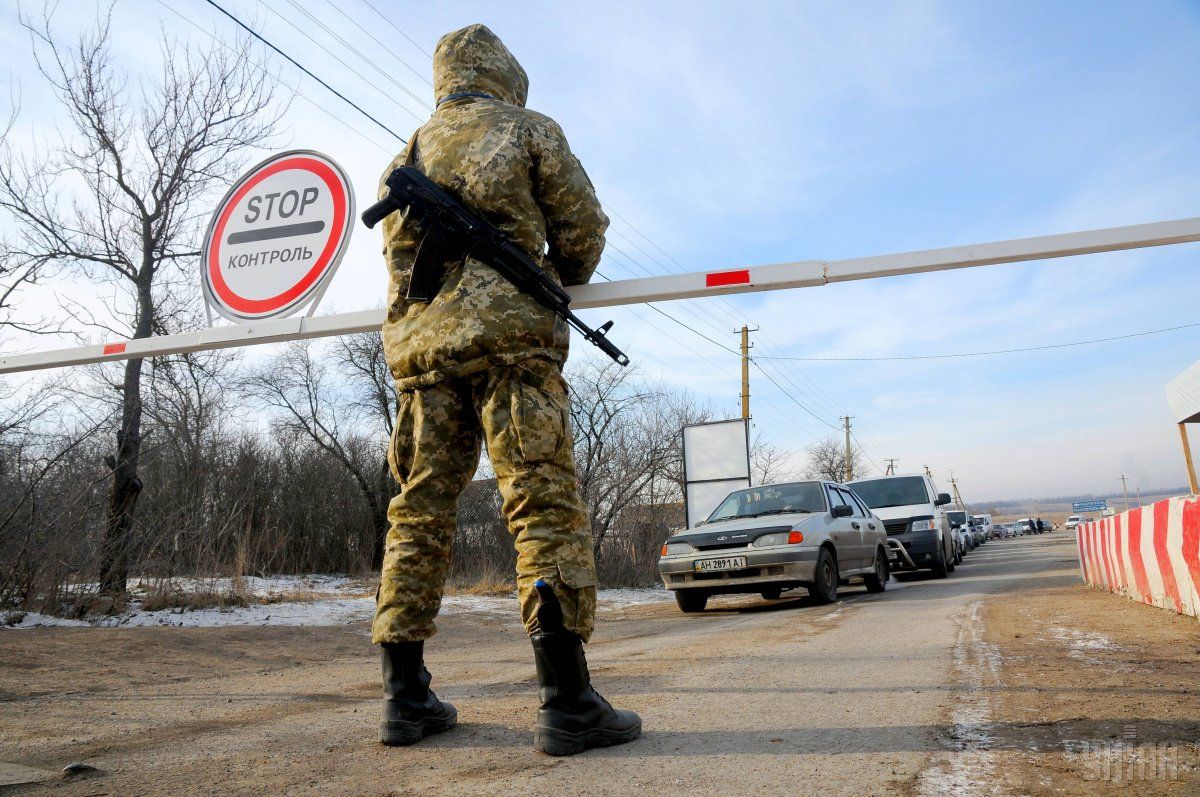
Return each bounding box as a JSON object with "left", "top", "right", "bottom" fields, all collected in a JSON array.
[{"left": 695, "top": 556, "right": 747, "bottom": 573}]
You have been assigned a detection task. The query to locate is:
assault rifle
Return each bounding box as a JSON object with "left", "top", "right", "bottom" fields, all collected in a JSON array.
[{"left": 361, "top": 167, "right": 629, "bottom": 366}]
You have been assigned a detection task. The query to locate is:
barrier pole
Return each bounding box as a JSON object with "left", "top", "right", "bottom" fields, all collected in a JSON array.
[{"left": 1180, "top": 423, "right": 1199, "bottom": 495}]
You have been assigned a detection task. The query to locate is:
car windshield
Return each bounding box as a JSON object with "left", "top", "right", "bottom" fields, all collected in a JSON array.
[
  {"left": 707, "top": 482, "right": 826, "bottom": 523},
  {"left": 848, "top": 476, "right": 930, "bottom": 508},
  {"left": 947, "top": 511, "right": 968, "bottom": 525}
]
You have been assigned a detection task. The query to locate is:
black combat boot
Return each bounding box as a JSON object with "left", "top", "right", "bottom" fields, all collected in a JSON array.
[
  {"left": 529, "top": 581, "right": 641, "bottom": 756},
  {"left": 379, "top": 641, "right": 457, "bottom": 746}
]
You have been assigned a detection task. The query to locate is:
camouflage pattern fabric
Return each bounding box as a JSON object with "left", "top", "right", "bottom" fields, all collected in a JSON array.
[
  {"left": 372, "top": 25, "right": 604, "bottom": 644},
  {"left": 378, "top": 23, "right": 608, "bottom": 392},
  {"left": 372, "top": 358, "right": 597, "bottom": 643}
]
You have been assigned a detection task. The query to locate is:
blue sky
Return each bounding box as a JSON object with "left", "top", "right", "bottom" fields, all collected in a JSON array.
[{"left": 2, "top": 0, "right": 1199, "bottom": 501}]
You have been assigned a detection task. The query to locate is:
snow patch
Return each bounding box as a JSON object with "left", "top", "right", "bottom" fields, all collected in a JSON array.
[
  {"left": 1047, "top": 625, "right": 1126, "bottom": 664},
  {"left": 917, "top": 602, "right": 1004, "bottom": 797},
  {"left": 3, "top": 611, "right": 90, "bottom": 629},
  {"left": 3, "top": 586, "right": 672, "bottom": 629}
]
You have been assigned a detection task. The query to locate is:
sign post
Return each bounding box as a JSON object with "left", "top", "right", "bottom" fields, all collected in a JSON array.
[{"left": 200, "top": 150, "right": 355, "bottom": 323}]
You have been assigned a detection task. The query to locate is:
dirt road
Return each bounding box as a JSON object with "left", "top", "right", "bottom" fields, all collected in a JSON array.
[{"left": 3, "top": 533, "right": 1198, "bottom": 796}]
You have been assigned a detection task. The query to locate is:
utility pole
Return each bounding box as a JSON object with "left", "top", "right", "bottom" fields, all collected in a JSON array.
[
  {"left": 949, "top": 472, "right": 966, "bottom": 511},
  {"left": 842, "top": 416, "right": 854, "bottom": 481},
  {"left": 737, "top": 325, "right": 758, "bottom": 420},
  {"left": 884, "top": 458, "right": 898, "bottom": 476},
  {"left": 924, "top": 465, "right": 932, "bottom": 478},
  {"left": 1136, "top": 484, "right": 1142, "bottom": 507},
  {"left": 1120, "top": 474, "right": 1130, "bottom": 512}
]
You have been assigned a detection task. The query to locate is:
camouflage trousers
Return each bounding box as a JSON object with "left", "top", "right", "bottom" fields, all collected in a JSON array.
[{"left": 372, "top": 357, "right": 597, "bottom": 644}]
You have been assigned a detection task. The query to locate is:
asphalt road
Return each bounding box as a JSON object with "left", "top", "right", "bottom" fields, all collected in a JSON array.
[{"left": 5, "top": 533, "right": 1191, "bottom": 796}]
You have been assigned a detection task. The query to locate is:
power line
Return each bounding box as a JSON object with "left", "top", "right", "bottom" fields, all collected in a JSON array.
[
  {"left": 755, "top": 321, "right": 1200, "bottom": 362},
  {"left": 749, "top": 359, "right": 840, "bottom": 430},
  {"left": 201, "top": 0, "right": 407, "bottom": 144},
  {"left": 591, "top": 275, "right": 740, "bottom": 357},
  {"left": 154, "top": 0, "right": 394, "bottom": 156},
  {"left": 359, "top": 0, "right": 432, "bottom": 58},
  {"left": 321, "top": 0, "right": 434, "bottom": 88},
  {"left": 278, "top": 0, "right": 433, "bottom": 112},
  {"left": 254, "top": 0, "right": 427, "bottom": 121},
  {"left": 851, "top": 431, "right": 883, "bottom": 475}
]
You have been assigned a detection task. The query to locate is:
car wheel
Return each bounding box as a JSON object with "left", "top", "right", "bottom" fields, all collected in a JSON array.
[
  {"left": 760, "top": 587, "right": 783, "bottom": 600},
  {"left": 808, "top": 547, "right": 839, "bottom": 604},
  {"left": 930, "top": 541, "right": 950, "bottom": 579},
  {"left": 864, "top": 549, "right": 888, "bottom": 593},
  {"left": 674, "top": 589, "right": 708, "bottom": 613}
]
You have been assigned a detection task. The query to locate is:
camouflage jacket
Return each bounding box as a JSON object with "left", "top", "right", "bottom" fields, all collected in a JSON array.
[{"left": 378, "top": 24, "right": 608, "bottom": 390}]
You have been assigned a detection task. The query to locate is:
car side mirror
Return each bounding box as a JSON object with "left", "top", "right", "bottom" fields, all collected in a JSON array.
[
  {"left": 831, "top": 504, "right": 853, "bottom": 518},
  {"left": 936, "top": 493, "right": 952, "bottom": 506}
]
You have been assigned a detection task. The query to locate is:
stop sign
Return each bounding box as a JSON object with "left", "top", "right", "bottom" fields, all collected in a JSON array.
[{"left": 201, "top": 150, "right": 355, "bottom": 322}]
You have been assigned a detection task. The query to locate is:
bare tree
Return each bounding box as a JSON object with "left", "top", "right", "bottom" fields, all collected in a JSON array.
[
  {"left": 331, "top": 331, "right": 401, "bottom": 566},
  {"left": 750, "top": 433, "right": 799, "bottom": 486},
  {"left": 242, "top": 340, "right": 393, "bottom": 569},
  {"left": 803, "top": 436, "right": 865, "bottom": 482},
  {"left": 0, "top": 9, "right": 285, "bottom": 596}
]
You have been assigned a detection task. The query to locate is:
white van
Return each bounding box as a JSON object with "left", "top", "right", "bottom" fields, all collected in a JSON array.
[{"left": 847, "top": 473, "right": 956, "bottom": 578}]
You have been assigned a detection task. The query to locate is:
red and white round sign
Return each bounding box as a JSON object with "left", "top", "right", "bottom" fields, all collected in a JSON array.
[{"left": 201, "top": 150, "right": 355, "bottom": 322}]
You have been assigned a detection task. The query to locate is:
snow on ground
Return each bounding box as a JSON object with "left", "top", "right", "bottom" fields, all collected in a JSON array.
[
  {"left": 1047, "top": 625, "right": 1127, "bottom": 665},
  {"left": 3, "top": 581, "right": 674, "bottom": 630}
]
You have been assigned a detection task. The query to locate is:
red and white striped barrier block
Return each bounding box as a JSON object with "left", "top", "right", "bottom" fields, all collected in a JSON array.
[{"left": 1076, "top": 496, "right": 1200, "bottom": 619}]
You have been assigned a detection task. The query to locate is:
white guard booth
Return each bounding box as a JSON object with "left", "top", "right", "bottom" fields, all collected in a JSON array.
[{"left": 682, "top": 419, "right": 751, "bottom": 528}]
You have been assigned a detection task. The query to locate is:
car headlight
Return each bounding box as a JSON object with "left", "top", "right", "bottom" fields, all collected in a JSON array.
[
  {"left": 755, "top": 530, "right": 806, "bottom": 547},
  {"left": 661, "top": 542, "right": 694, "bottom": 557},
  {"left": 910, "top": 519, "right": 938, "bottom": 532}
]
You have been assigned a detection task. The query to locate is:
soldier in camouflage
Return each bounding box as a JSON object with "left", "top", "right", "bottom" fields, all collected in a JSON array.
[{"left": 372, "top": 24, "right": 641, "bottom": 756}]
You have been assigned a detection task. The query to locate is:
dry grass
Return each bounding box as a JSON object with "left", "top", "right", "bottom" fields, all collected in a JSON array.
[
  {"left": 256, "top": 586, "right": 375, "bottom": 604},
  {"left": 444, "top": 573, "right": 515, "bottom": 597},
  {"left": 139, "top": 588, "right": 250, "bottom": 612}
]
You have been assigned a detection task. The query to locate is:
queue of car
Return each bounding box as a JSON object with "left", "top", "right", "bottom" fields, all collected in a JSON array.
[{"left": 658, "top": 472, "right": 1007, "bottom": 613}]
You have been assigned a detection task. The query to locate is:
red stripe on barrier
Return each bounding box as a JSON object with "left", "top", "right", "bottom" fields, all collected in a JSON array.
[
  {"left": 1083, "top": 524, "right": 1097, "bottom": 584},
  {"left": 1099, "top": 519, "right": 1117, "bottom": 590},
  {"left": 1076, "top": 524, "right": 1090, "bottom": 582},
  {"left": 1112, "top": 515, "right": 1126, "bottom": 591},
  {"left": 1152, "top": 501, "right": 1183, "bottom": 613},
  {"left": 705, "top": 269, "right": 750, "bottom": 287},
  {"left": 102, "top": 343, "right": 126, "bottom": 355},
  {"left": 1127, "top": 508, "right": 1151, "bottom": 603},
  {"left": 1109, "top": 517, "right": 1123, "bottom": 590},
  {"left": 1182, "top": 499, "right": 1200, "bottom": 610}
]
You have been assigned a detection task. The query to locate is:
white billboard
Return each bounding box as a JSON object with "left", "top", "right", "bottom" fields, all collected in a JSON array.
[
  {"left": 1167, "top": 358, "right": 1200, "bottom": 424},
  {"left": 682, "top": 418, "right": 750, "bottom": 527}
]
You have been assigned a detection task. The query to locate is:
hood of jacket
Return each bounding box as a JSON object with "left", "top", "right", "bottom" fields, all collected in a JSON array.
[{"left": 433, "top": 24, "right": 528, "bottom": 108}]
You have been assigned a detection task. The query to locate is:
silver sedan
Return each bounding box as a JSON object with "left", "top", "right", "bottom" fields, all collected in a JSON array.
[{"left": 658, "top": 480, "right": 890, "bottom": 612}]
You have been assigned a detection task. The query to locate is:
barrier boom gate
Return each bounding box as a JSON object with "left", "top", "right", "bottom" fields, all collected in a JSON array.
[{"left": 2, "top": 215, "right": 1199, "bottom": 375}]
